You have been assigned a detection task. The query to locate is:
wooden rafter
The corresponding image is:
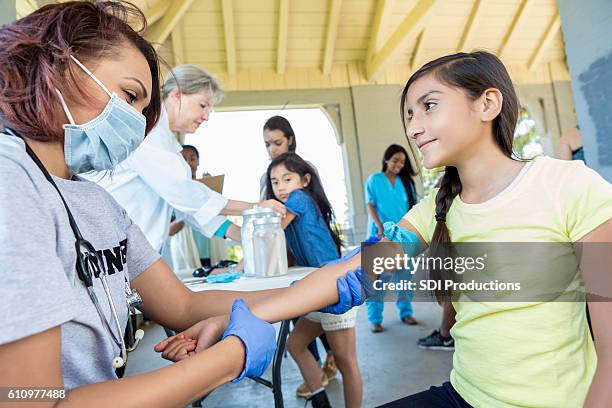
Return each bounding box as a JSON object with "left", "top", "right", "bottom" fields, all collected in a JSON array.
[
  {"left": 147, "top": 0, "right": 194, "bottom": 48},
  {"left": 410, "top": 30, "right": 425, "bottom": 72},
  {"left": 322, "top": 0, "right": 342, "bottom": 75},
  {"left": 456, "top": 0, "right": 484, "bottom": 52},
  {"left": 277, "top": 0, "right": 290, "bottom": 74},
  {"left": 528, "top": 12, "right": 561, "bottom": 71},
  {"left": 171, "top": 26, "right": 184, "bottom": 65},
  {"left": 143, "top": 1, "right": 171, "bottom": 26},
  {"left": 365, "top": 0, "right": 395, "bottom": 63},
  {"left": 498, "top": 0, "right": 529, "bottom": 58},
  {"left": 221, "top": 0, "right": 237, "bottom": 75},
  {"left": 366, "top": 0, "right": 440, "bottom": 82}
]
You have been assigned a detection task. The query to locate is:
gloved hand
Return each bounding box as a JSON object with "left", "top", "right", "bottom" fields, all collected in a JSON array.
[
  {"left": 222, "top": 299, "right": 277, "bottom": 382},
  {"left": 383, "top": 222, "right": 420, "bottom": 256},
  {"left": 319, "top": 269, "right": 365, "bottom": 314}
]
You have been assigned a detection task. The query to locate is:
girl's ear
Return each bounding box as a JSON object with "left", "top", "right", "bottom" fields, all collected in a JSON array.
[
  {"left": 479, "top": 88, "right": 503, "bottom": 122},
  {"left": 302, "top": 173, "right": 311, "bottom": 187}
]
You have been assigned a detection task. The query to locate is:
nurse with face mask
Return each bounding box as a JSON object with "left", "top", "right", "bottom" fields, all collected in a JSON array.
[{"left": 0, "top": 3, "right": 366, "bottom": 406}]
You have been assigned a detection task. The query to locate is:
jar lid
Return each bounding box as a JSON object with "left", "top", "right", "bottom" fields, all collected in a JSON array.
[
  {"left": 254, "top": 216, "right": 281, "bottom": 225},
  {"left": 241, "top": 206, "right": 275, "bottom": 216}
]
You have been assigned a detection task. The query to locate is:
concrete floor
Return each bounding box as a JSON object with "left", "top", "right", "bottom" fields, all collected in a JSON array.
[{"left": 126, "top": 302, "right": 453, "bottom": 407}]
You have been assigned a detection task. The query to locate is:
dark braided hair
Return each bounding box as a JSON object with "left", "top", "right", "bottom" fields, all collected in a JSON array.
[{"left": 400, "top": 51, "right": 519, "bottom": 302}]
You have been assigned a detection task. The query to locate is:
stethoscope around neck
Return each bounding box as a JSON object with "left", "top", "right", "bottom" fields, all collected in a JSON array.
[{"left": 5, "top": 127, "right": 144, "bottom": 369}]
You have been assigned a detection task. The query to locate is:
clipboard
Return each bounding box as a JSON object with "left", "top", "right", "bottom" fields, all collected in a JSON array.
[{"left": 198, "top": 174, "right": 225, "bottom": 193}]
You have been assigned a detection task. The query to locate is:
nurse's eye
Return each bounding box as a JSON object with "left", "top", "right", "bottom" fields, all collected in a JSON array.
[{"left": 124, "top": 90, "right": 137, "bottom": 104}]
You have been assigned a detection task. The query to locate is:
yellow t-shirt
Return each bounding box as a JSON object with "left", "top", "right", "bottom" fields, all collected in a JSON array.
[{"left": 404, "top": 156, "right": 612, "bottom": 408}]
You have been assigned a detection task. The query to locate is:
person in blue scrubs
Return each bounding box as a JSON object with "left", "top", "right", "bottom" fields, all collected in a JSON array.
[{"left": 365, "top": 144, "right": 419, "bottom": 332}]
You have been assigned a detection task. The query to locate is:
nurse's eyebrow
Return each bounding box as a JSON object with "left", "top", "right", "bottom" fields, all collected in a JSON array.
[{"left": 124, "top": 77, "right": 148, "bottom": 98}]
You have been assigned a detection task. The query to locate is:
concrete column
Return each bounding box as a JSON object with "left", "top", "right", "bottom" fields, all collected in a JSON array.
[
  {"left": 0, "top": 0, "right": 16, "bottom": 26},
  {"left": 558, "top": 0, "right": 612, "bottom": 181}
]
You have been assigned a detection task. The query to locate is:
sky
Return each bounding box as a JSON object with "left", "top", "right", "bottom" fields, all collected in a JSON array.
[{"left": 184, "top": 108, "right": 350, "bottom": 225}]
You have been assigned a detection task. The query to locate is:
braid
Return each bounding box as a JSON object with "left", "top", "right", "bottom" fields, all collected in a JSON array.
[{"left": 429, "top": 166, "right": 461, "bottom": 303}]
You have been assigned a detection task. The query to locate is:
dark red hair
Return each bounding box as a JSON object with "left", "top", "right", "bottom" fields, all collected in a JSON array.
[{"left": 0, "top": 1, "right": 161, "bottom": 142}]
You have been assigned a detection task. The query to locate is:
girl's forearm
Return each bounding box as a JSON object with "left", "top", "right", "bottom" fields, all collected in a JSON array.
[
  {"left": 58, "top": 336, "right": 245, "bottom": 408},
  {"left": 249, "top": 255, "right": 361, "bottom": 323},
  {"left": 182, "top": 289, "right": 282, "bottom": 328},
  {"left": 185, "top": 254, "right": 361, "bottom": 326}
]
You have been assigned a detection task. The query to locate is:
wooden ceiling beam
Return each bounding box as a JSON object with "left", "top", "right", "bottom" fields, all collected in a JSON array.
[
  {"left": 221, "top": 0, "right": 237, "bottom": 75},
  {"left": 456, "top": 0, "right": 484, "bottom": 52},
  {"left": 277, "top": 0, "right": 290, "bottom": 74},
  {"left": 410, "top": 30, "right": 425, "bottom": 72},
  {"left": 322, "top": 0, "right": 343, "bottom": 75},
  {"left": 528, "top": 12, "right": 561, "bottom": 71},
  {"left": 365, "top": 0, "right": 395, "bottom": 63},
  {"left": 366, "top": 0, "right": 440, "bottom": 82},
  {"left": 147, "top": 0, "right": 194, "bottom": 48},
  {"left": 171, "top": 26, "right": 184, "bottom": 65},
  {"left": 498, "top": 0, "right": 529, "bottom": 59},
  {"left": 143, "top": 1, "right": 171, "bottom": 26}
]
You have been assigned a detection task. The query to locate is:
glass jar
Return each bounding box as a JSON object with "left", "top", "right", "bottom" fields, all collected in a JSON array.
[
  {"left": 241, "top": 206, "right": 275, "bottom": 276},
  {"left": 252, "top": 216, "right": 288, "bottom": 278}
]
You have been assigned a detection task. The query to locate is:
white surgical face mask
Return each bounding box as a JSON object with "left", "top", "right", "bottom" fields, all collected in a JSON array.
[{"left": 56, "top": 55, "right": 147, "bottom": 174}]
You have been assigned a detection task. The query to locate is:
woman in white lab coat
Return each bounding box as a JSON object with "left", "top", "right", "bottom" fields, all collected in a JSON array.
[{"left": 87, "top": 64, "right": 285, "bottom": 252}]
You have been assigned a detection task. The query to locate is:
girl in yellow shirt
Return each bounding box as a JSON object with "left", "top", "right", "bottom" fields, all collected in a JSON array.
[{"left": 379, "top": 51, "right": 612, "bottom": 407}]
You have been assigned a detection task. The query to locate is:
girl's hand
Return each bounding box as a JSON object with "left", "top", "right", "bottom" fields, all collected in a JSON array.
[
  {"left": 155, "top": 333, "right": 197, "bottom": 361},
  {"left": 154, "top": 315, "right": 230, "bottom": 361},
  {"left": 257, "top": 199, "right": 286, "bottom": 217}
]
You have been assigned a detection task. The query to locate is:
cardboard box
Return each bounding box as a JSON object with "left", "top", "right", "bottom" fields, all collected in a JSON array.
[{"left": 198, "top": 175, "right": 225, "bottom": 193}]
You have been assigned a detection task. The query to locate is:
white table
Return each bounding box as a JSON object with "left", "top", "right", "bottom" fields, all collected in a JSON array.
[{"left": 180, "top": 266, "right": 316, "bottom": 408}]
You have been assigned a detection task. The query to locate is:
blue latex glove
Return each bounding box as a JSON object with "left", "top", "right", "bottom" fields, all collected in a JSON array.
[
  {"left": 383, "top": 221, "right": 420, "bottom": 256},
  {"left": 290, "top": 269, "right": 368, "bottom": 314},
  {"left": 221, "top": 299, "right": 276, "bottom": 382},
  {"left": 319, "top": 267, "right": 372, "bottom": 313},
  {"left": 206, "top": 272, "right": 242, "bottom": 283}
]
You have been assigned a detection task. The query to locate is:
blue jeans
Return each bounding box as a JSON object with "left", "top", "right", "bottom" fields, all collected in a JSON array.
[
  {"left": 378, "top": 382, "right": 472, "bottom": 407},
  {"left": 366, "top": 268, "right": 414, "bottom": 324}
]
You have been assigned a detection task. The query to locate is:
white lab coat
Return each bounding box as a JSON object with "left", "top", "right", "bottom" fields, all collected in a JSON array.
[{"left": 84, "top": 108, "right": 228, "bottom": 252}]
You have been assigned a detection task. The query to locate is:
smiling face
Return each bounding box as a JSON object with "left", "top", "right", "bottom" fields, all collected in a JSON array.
[
  {"left": 166, "top": 88, "right": 215, "bottom": 133},
  {"left": 270, "top": 163, "right": 310, "bottom": 202},
  {"left": 60, "top": 42, "right": 152, "bottom": 125},
  {"left": 386, "top": 152, "right": 406, "bottom": 175},
  {"left": 263, "top": 129, "right": 291, "bottom": 160},
  {"left": 404, "top": 74, "right": 486, "bottom": 169}
]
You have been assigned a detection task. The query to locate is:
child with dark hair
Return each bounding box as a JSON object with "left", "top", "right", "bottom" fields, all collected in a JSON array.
[
  {"left": 380, "top": 50, "right": 612, "bottom": 407},
  {"left": 266, "top": 153, "right": 361, "bottom": 408}
]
